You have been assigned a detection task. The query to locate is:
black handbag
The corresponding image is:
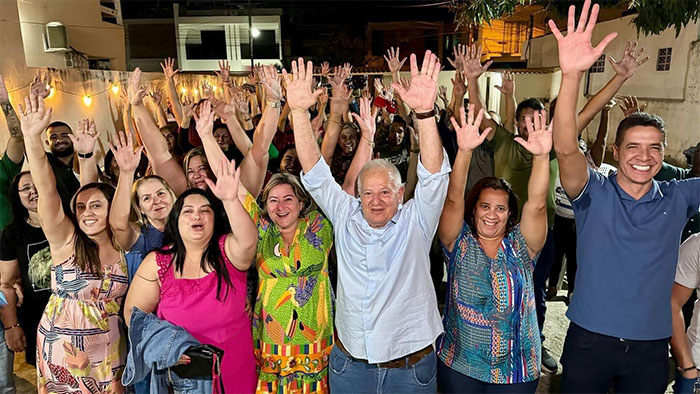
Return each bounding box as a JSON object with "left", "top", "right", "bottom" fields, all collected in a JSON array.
[{"left": 168, "top": 344, "right": 225, "bottom": 393}]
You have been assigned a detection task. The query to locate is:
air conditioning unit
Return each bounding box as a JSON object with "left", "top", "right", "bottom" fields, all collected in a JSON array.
[{"left": 43, "top": 22, "right": 70, "bottom": 52}]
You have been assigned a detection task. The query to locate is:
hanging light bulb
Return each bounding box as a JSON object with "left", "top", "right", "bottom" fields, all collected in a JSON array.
[
  {"left": 46, "top": 86, "right": 55, "bottom": 99},
  {"left": 212, "top": 85, "right": 218, "bottom": 92},
  {"left": 83, "top": 95, "right": 92, "bottom": 106},
  {"left": 111, "top": 84, "right": 119, "bottom": 95},
  {"left": 193, "top": 88, "right": 199, "bottom": 96},
  {"left": 180, "top": 87, "right": 187, "bottom": 94}
]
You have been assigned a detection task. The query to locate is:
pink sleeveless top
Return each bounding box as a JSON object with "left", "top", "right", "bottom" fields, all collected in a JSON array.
[{"left": 155, "top": 235, "right": 256, "bottom": 393}]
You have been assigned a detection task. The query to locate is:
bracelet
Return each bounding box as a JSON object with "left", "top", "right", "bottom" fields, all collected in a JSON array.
[
  {"left": 266, "top": 99, "right": 281, "bottom": 108},
  {"left": 414, "top": 109, "right": 436, "bottom": 119},
  {"left": 77, "top": 152, "right": 94, "bottom": 159},
  {"left": 362, "top": 136, "right": 375, "bottom": 149},
  {"left": 678, "top": 365, "right": 697, "bottom": 373},
  {"left": 5, "top": 323, "right": 20, "bottom": 330}
]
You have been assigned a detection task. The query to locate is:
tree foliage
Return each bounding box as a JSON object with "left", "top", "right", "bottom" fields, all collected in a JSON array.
[
  {"left": 629, "top": 0, "right": 700, "bottom": 37},
  {"left": 449, "top": 0, "right": 530, "bottom": 28}
]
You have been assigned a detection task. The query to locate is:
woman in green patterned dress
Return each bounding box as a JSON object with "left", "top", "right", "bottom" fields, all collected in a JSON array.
[{"left": 244, "top": 173, "right": 334, "bottom": 393}]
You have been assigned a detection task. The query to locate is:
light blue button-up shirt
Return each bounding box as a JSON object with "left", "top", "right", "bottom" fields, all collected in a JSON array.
[{"left": 301, "top": 152, "right": 450, "bottom": 363}]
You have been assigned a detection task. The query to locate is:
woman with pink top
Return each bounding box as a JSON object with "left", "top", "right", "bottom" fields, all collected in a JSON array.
[{"left": 124, "top": 157, "right": 258, "bottom": 393}]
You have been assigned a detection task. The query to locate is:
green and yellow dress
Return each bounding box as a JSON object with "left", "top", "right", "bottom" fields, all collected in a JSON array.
[{"left": 244, "top": 195, "right": 334, "bottom": 394}]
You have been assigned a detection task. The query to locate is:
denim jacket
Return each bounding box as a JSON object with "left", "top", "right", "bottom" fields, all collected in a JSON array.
[{"left": 122, "top": 307, "right": 214, "bottom": 394}]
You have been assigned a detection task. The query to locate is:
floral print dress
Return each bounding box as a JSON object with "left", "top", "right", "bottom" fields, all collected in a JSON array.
[
  {"left": 244, "top": 195, "right": 334, "bottom": 394},
  {"left": 36, "top": 255, "right": 128, "bottom": 394}
]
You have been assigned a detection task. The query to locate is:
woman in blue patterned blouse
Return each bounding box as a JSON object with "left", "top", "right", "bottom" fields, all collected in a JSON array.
[{"left": 436, "top": 104, "right": 552, "bottom": 393}]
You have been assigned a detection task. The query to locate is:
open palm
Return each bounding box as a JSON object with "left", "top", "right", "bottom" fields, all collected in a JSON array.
[
  {"left": 283, "top": 58, "right": 322, "bottom": 112},
  {"left": 110, "top": 131, "right": 142, "bottom": 173},
  {"left": 514, "top": 110, "right": 552, "bottom": 156},
  {"left": 392, "top": 50, "right": 440, "bottom": 112},
  {"left": 205, "top": 158, "right": 240, "bottom": 202},
  {"left": 451, "top": 105, "right": 490, "bottom": 152}
]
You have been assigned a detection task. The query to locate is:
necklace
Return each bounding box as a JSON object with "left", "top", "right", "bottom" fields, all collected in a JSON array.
[{"left": 26, "top": 216, "right": 40, "bottom": 228}]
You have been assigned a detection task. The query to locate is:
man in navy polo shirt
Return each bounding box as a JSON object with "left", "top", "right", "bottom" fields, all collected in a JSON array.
[{"left": 549, "top": 1, "right": 700, "bottom": 392}]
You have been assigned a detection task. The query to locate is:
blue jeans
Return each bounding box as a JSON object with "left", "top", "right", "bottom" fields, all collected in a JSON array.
[
  {"left": 0, "top": 325, "right": 16, "bottom": 394},
  {"left": 437, "top": 357, "right": 539, "bottom": 393},
  {"left": 673, "top": 370, "right": 700, "bottom": 394},
  {"left": 329, "top": 345, "right": 437, "bottom": 394},
  {"left": 533, "top": 229, "right": 555, "bottom": 342}
]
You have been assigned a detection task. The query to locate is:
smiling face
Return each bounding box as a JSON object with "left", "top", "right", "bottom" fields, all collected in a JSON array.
[
  {"left": 46, "top": 125, "right": 74, "bottom": 157},
  {"left": 473, "top": 188, "right": 510, "bottom": 241},
  {"left": 17, "top": 173, "right": 38, "bottom": 212},
  {"left": 279, "top": 148, "right": 300, "bottom": 175},
  {"left": 74, "top": 188, "right": 110, "bottom": 237},
  {"left": 186, "top": 155, "right": 213, "bottom": 191},
  {"left": 160, "top": 127, "right": 176, "bottom": 153},
  {"left": 613, "top": 125, "right": 664, "bottom": 188},
  {"left": 137, "top": 179, "right": 174, "bottom": 223},
  {"left": 177, "top": 194, "right": 215, "bottom": 243},
  {"left": 388, "top": 122, "right": 405, "bottom": 146},
  {"left": 266, "top": 183, "right": 303, "bottom": 233},
  {"left": 338, "top": 126, "right": 359, "bottom": 156},
  {"left": 359, "top": 168, "right": 404, "bottom": 229},
  {"left": 213, "top": 127, "right": 232, "bottom": 151}
]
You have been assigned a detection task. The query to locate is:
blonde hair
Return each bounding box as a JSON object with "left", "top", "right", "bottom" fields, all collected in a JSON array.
[
  {"left": 260, "top": 173, "right": 312, "bottom": 219},
  {"left": 130, "top": 175, "right": 176, "bottom": 226}
]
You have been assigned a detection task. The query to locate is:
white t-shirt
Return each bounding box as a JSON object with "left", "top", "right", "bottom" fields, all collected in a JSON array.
[
  {"left": 675, "top": 233, "right": 700, "bottom": 365},
  {"left": 554, "top": 157, "right": 616, "bottom": 219}
]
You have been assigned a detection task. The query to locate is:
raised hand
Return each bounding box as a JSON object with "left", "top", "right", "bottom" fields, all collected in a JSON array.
[
  {"left": 618, "top": 95, "right": 646, "bottom": 116},
  {"left": 447, "top": 44, "right": 468, "bottom": 71},
  {"left": 232, "top": 91, "right": 249, "bottom": 115},
  {"left": 451, "top": 70, "right": 467, "bottom": 98},
  {"left": 463, "top": 44, "right": 493, "bottom": 80},
  {"left": 342, "top": 62, "right": 353, "bottom": 77},
  {"left": 392, "top": 50, "right": 441, "bottom": 113},
  {"left": 351, "top": 96, "right": 379, "bottom": 139},
  {"left": 609, "top": 41, "right": 649, "bottom": 79},
  {"left": 19, "top": 94, "right": 52, "bottom": 138},
  {"left": 109, "top": 131, "right": 143, "bottom": 173},
  {"left": 214, "top": 60, "right": 230, "bottom": 83},
  {"left": 29, "top": 72, "right": 51, "bottom": 99},
  {"left": 69, "top": 118, "right": 99, "bottom": 155},
  {"left": 361, "top": 90, "right": 371, "bottom": 101},
  {"left": 450, "top": 104, "right": 490, "bottom": 152},
  {"left": 0, "top": 75, "right": 9, "bottom": 103},
  {"left": 321, "top": 61, "right": 331, "bottom": 78},
  {"left": 548, "top": 0, "right": 618, "bottom": 75},
  {"left": 514, "top": 110, "right": 552, "bottom": 156},
  {"left": 494, "top": 70, "right": 514, "bottom": 95},
  {"left": 160, "top": 57, "right": 179, "bottom": 79},
  {"left": 127, "top": 68, "right": 147, "bottom": 107},
  {"left": 282, "top": 58, "right": 323, "bottom": 112},
  {"left": 204, "top": 157, "right": 240, "bottom": 202},
  {"left": 438, "top": 85, "right": 448, "bottom": 103},
  {"left": 384, "top": 47, "right": 407, "bottom": 74},
  {"left": 193, "top": 99, "right": 215, "bottom": 137},
  {"left": 260, "top": 65, "right": 282, "bottom": 103},
  {"left": 149, "top": 87, "right": 163, "bottom": 104}
]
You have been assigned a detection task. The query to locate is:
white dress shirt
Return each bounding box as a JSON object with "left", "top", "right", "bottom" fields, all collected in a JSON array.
[{"left": 301, "top": 152, "right": 451, "bottom": 363}]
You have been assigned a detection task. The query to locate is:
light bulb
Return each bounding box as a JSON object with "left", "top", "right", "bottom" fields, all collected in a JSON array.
[
  {"left": 181, "top": 87, "right": 187, "bottom": 94},
  {"left": 111, "top": 84, "right": 119, "bottom": 94},
  {"left": 251, "top": 28, "right": 260, "bottom": 38},
  {"left": 193, "top": 88, "right": 199, "bottom": 96},
  {"left": 212, "top": 86, "right": 218, "bottom": 92},
  {"left": 83, "top": 95, "right": 92, "bottom": 106},
  {"left": 46, "top": 87, "right": 55, "bottom": 99}
]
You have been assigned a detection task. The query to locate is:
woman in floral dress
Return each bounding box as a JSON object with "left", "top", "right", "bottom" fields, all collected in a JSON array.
[{"left": 20, "top": 95, "right": 127, "bottom": 393}]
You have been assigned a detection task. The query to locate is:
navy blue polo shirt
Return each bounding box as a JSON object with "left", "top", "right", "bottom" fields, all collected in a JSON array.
[{"left": 568, "top": 168, "right": 700, "bottom": 340}]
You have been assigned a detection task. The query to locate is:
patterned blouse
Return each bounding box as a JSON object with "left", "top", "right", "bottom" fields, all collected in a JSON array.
[
  {"left": 437, "top": 223, "right": 540, "bottom": 384},
  {"left": 244, "top": 194, "right": 334, "bottom": 393}
]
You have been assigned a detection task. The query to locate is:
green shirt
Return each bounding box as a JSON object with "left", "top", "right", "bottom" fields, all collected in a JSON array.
[
  {"left": 0, "top": 152, "right": 23, "bottom": 230},
  {"left": 491, "top": 125, "right": 558, "bottom": 228}
]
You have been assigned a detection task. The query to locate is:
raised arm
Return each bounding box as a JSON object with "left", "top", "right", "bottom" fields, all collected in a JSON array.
[
  {"left": 576, "top": 41, "right": 648, "bottom": 134},
  {"left": 0, "top": 75, "right": 24, "bottom": 164},
  {"left": 342, "top": 97, "right": 378, "bottom": 195},
  {"left": 495, "top": 71, "right": 515, "bottom": 132},
  {"left": 550, "top": 0, "right": 617, "bottom": 198},
  {"left": 205, "top": 158, "right": 257, "bottom": 271},
  {"left": 321, "top": 75, "right": 352, "bottom": 164},
  {"left": 69, "top": 119, "right": 99, "bottom": 186},
  {"left": 20, "top": 94, "right": 75, "bottom": 251},
  {"left": 108, "top": 131, "right": 144, "bottom": 251},
  {"left": 237, "top": 65, "right": 282, "bottom": 197},
  {"left": 392, "top": 50, "right": 443, "bottom": 173},
  {"left": 130, "top": 68, "right": 188, "bottom": 196},
  {"left": 449, "top": 71, "right": 467, "bottom": 117},
  {"left": 463, "top": 45, "right": 497, "bottom": 138},
  {"left": 214, "top": 60, "right": 231, "bottom": 105},
  {"left": 160, "top": 58, "right": 183, "bottom": 125},
  {"left": 438, "top": 105, "right": 490, "bottom": 252},
  {"left": 284, "top": 58, "right": 324, "bottom": 173},
  {"left": 403, "top": 125, "right": 420, "bottom": 201},
  {"left": 146, "top": 88, "right": 167, "bottom": 128},
  {"left": 516, "top": 110, "right": 553, "bottom": 258},
  {"left": 384, "top": 47, "right": 407, "bottom": 82},
  {"left": 588, "top": 100, "right": 615, "bottom": 167}
]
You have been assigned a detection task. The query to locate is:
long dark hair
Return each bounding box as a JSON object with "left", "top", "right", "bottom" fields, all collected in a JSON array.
[
  {"left": 8, "top": 171, "right": 31, "bottom": 229},
  {"left": 465, "top": 177, "right": 519, "bottom": 237},
  {"left": 70, "top": 182, "right": 118, "bottom": 277},
  {"left": 161, "top": 188, "right": 233, "bottom": 300}
]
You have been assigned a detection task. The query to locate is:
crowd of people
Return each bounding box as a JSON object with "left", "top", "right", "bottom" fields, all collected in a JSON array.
[{"left": 0, "top": 1, "right": 698, "bottom": 393}]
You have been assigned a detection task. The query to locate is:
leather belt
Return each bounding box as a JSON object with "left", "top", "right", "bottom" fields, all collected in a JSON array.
[{"left": 335, "top": 339, "right": 433, "bottom": 369}]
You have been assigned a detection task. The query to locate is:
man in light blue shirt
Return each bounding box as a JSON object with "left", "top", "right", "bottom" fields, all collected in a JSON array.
[{"left": 286, "top": 52, "right": 449, "bottom": 393}]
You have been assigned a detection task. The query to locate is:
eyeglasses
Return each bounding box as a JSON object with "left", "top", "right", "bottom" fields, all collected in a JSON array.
[{"left": 18, "top": 186, "right": 37, "bottom": 194}]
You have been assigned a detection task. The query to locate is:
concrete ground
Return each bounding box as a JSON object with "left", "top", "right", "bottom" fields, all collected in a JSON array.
[{"left": 7, "top": 291, "right": 679, "bottom": 393}]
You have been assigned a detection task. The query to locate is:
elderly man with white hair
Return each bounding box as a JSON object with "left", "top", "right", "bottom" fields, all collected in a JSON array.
[{"left": 285, "top": 51, "right": 450, "bottom": 393}]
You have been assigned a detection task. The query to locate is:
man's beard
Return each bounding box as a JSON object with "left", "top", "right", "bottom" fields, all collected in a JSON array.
[{"left": 52, "top": 144, "right": 74, "bottom": 158}]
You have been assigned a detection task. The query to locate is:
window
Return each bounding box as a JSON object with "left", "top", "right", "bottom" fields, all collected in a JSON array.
[
  {"left": 241, "top": 29, "right": 278, "bottom": 59},
  {"left": 590, "top": 54, "right": 605, "bottom": 73},
  {"left": 656, "top": 47, "right": 672, "bottom": 71},
  {"left": 185, "top": 28, "right": 227, "bottom": 60}
]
